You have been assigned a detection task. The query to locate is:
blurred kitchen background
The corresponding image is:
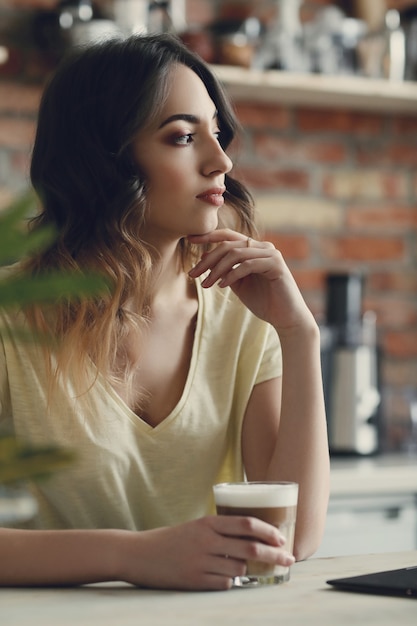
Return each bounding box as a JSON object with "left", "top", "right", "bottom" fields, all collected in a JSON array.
[{"left": 0, "top": 0, "right": 417, "bottom": 459}]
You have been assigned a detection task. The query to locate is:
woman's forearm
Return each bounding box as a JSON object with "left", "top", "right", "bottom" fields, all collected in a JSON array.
[
  {"left": 0, "top": 517, "right": 297, "bottom": 590},
  {"left": 0, "top": 527, "right": 125, "bottom": 586},
  {"left": 267, "top": 322, "right": 330, "bottom": 561}
]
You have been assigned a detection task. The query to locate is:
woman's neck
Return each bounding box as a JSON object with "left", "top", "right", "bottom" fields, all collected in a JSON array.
[{"left": 148, "top": 240, "right": 193, "bottom": 310}]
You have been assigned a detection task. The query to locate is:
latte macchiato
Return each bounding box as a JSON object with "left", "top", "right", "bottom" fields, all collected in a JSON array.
[{"left": 213, "top": 481, "right": 298, "bottom": 587}]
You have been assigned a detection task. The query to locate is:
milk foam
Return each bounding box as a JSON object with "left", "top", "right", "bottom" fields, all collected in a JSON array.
[{"left": 213, "top": 482, "right": 298, "bottom": 508}]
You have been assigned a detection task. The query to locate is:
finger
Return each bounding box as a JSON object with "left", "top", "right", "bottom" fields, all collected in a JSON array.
[
  {"left": 189, "top": 231, "right": 272, "bottom": 251},
  {"left": 199, "top": 573, "right": 234, "bottom": 591},
  {"left": 212, "top": 515, "right": 285, "bottom": 547},
  {"left": 208, "top": 554, "right": 247, "bottom": 579},
  {"left": 213, "top": 535, "right": 294, "bottom": 570},
  {"left": 217, "top": 256, "right": 280, "bottom": 288},
  {"left": 202, "top": 250, "right": 277, "bottom": 288},
  {"left": 188, "top": 228, "right": 247, "bottom": 245},
  {"left": 188, "top": 238, "right": 249, "bottom": 279},
  {"left": 189, "top": 244, "right": 273, "bottom": 283}
]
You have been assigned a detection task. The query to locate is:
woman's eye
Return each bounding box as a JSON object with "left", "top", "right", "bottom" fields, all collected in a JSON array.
[
  {"left": 174, "top": 133, "right": 194, "bottom": 145},
  {"left": 172, "top": 130, "right": 222, "bottom": 146}
]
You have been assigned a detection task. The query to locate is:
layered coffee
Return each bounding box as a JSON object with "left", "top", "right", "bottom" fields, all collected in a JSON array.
[{"left": 213, "top": 482, "right": 298, "bottom": 585}]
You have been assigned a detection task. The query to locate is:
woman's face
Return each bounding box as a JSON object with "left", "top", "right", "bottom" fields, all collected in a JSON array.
[{"left": 132, "top": 63, "right": 233, "bottom": 247}]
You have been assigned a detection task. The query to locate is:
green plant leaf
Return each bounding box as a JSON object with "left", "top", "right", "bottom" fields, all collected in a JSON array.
[
  {"left": 0, "top": 192, "right": 56, "bottom": 266},
  {"left": 0, "top": 272, "right": 109, "bottom": 308},
  {"left": 0, "top": 191, "right": 110, "bottom": 307},
  {"left": 0, "top": 435, "right": 76, "bottom": 485},
  {"left": 0, "top": 192, "right": 108, "bottom": 486}
]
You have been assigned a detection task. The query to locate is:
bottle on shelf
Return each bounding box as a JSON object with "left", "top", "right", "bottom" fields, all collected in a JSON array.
[{"left": 32, "top": 0, "right": 119, "bottom": 60}]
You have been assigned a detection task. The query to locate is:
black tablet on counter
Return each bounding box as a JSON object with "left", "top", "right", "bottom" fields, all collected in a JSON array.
[{"left": 327, "top": 565, "right": 417, "bottom": 599}]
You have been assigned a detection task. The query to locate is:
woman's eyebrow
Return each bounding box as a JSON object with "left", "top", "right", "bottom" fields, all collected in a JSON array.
[{"left": 158, "top": 110, "right": 218, "bottom": 129}]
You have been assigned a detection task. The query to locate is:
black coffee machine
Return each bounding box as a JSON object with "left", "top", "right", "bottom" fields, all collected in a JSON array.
[{"left": 321, "top": 273, "right": 381, "bottom": 456}]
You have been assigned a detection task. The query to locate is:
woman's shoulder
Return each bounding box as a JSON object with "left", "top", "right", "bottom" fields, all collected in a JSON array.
[
  {"left": 197, "top": 279, "right": 270, "bottom": 336},
  {"left": 195, "top": 279, "right": 282, "bottom": 376}
]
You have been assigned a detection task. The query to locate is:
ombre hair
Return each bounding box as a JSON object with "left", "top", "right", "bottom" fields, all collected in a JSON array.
[{"left": 23, "top": 33, "right": 256, "bottom": 404}]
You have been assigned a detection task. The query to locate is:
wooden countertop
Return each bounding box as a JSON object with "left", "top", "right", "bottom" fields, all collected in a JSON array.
[
  {"left": 330, "top": 454, "right": 417, "bottom": 498},
  {"left": 2, "top": 551, "right": 416, "bottom": 625}
]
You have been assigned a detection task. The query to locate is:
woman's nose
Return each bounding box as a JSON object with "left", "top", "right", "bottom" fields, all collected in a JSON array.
[{"left": 202, "top": 138, "right": 233, "bottom": 177}]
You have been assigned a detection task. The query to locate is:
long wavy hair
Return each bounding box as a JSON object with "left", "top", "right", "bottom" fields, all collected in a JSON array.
[{"left": 23, "top": 33, "right": 257, "bottom": 404}]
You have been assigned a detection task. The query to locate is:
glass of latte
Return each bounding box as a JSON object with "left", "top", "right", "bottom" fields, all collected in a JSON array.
[{"left": 213, "top": 481, "right": 298, "bottom": 587}]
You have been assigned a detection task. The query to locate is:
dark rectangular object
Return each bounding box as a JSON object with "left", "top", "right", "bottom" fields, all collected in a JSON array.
[{"left": 327, "top": 565, "right": 417, "bottom": 599}]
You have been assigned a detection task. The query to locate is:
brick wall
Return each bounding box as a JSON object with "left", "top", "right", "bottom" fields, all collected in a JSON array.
[
  {"left": 1, "top": 0, "right": 417, "bottom": 450},
  {"left": 231, "top": 99, "right": 417, "bottom": 450}
]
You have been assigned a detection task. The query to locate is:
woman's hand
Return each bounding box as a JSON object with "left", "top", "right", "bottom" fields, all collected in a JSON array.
[
  {"left": 188, "top": 229, "right": 315, "bottom": 335},
  {"left": 119, "top": 516, "right": 294, "bottom": 591}
]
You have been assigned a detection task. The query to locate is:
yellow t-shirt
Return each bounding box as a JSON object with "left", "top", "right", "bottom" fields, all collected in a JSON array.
[{"left": 0, "top": 279, "right": 282, "bottom": 530}]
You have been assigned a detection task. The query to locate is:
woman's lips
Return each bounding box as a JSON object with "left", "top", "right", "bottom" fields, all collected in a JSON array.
[{"left": 197, "top": 187, "right": 226, "bottom": 207}]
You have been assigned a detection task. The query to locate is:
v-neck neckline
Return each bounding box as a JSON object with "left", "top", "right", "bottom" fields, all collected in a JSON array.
[{"left": 96, "top": 278, "right": 204, "bottom": 433}]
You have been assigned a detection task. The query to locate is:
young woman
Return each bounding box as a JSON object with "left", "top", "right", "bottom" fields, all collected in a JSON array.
[{"left": 0, "top": 33, "right": 329, "bottom": 590}]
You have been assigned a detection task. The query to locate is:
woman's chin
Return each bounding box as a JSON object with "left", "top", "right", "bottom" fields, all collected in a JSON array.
[{"left": 198, "top": 215, "right": 219, "bottom": 234}]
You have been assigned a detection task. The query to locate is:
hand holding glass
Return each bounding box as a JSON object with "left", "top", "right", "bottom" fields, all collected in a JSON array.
[{"left": 213, "top": 481, "right": 298, "bottom": 587}]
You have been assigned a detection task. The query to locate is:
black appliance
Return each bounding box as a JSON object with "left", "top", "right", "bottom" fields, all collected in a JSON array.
[{"left": 321, "top": 273, "right": 381, "bottom": 455}]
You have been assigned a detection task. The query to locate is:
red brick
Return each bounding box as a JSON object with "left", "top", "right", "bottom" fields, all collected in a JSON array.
[
  {"left": 0, "top": 82, "right": 42, "bottom": 114},
  {"left": 322, "top": 170, "right": 408, "bottom": 200},
  {"left": 392, "top": 116, "right": 417, "bottom": 135},
  {"left": 369, "top": 270, "right": 417, "bottom": 293},
  {"left": 185, "top": 0, "right": 216, "bottom": 26},
  {"left": 290, "top": 268, "right": 327, "bottom": 291},
  {"left": 368, "top": 298, "right": 417, "bottom": 328},
  {"left": 235, "top": 165, "right": 309, "bottom": 191},
  {"left": 384, "top": 173, "right": 409, "bottom": 199},
  {"left": 356, "top": 143, "right": 417, "bottom": 168},
  {"left": 263, "top": 233, "right": 310, "bottom": 260},
  {"left": 320, "top": 235, "right": 405, "bottom": 261},
  {"left": 383, "top": 359, "right": 417, "bottom": 388},
  {"left": 387, "top": 144, "right": 417, "bottom": 167},
  {"left": 384, "top": 330, "right": 417, "bottom": 358},
  {"left": 346, "top": 204, "right": 417, "bottom": 230},
  {"left": 234, "top": 102, "right": 291, "bottom": 130},
  {"left": 0, "top": 117, "right": 36, "bottom": 149},
  {"left": 253, "top": 134, "right": 347, "bottom": 164},
  {"left": 299, "top": 141, "right": 347, "bottom": 164},
  {"left": 296, "top": 109, "right": 384, "bottom": 135}
]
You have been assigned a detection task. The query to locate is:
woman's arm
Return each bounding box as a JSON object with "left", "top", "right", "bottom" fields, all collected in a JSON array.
[
  {"left": 0, "top": 517, "right": 294, "bottom": 590},
  {"left": 242, "top": 322, "right": 329, "bottom": 561},
  {"left": 189, "top": 229, "right": 330, "bottom": 561},
  {"left": 1, "top": 527, "right": 122, "bottom": 586}
]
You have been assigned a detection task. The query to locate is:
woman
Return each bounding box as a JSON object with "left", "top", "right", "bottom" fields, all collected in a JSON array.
[{"left": 0, "top": 33, "right": 329, "bottom": 590}]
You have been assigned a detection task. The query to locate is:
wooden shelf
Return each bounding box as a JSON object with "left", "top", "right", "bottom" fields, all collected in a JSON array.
[{"left": 211, "top": 65, "right": 417, "bottom": 115}]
